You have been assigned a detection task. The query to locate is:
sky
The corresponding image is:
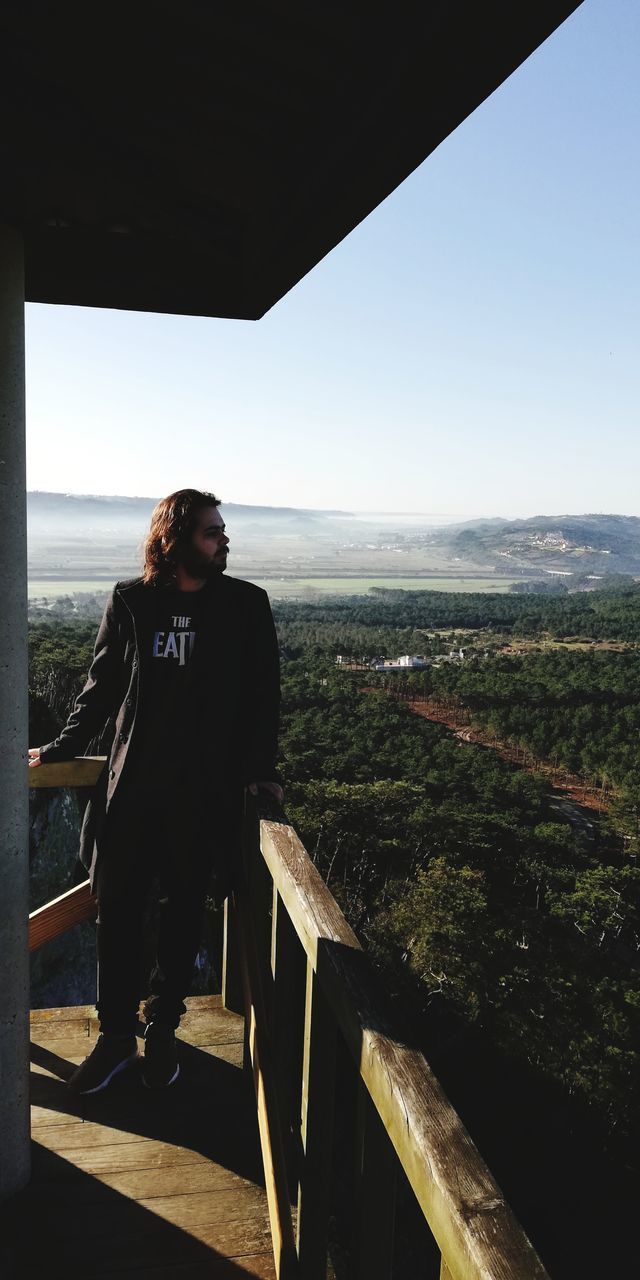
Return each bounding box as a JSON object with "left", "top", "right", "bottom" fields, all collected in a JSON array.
[{"left": 25, "top": 1, "right": 639, "bottom": 520}]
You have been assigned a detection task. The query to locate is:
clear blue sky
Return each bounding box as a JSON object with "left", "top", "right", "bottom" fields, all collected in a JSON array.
[{"left": 25, "top": 0, "right": 639, "bottom": 520}]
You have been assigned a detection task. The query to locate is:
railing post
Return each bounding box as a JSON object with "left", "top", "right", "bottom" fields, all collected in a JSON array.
[
  {"left": 221, "top": 895, "right": 244, "bottom": 1015},
  {"left": 244, "top": 792, "right": 273, "bottom": 1000},
  {"left": 233, "top": 872, "right": 299, "bottom": 1276},
  {"left": 296, "top": 958, "right": 337, "bottom": 1278},
  {"left": 353, "top": 1077, "right": 397, "bottom": 1278},
  {"left": 0, "top": 223, "right": 29, "bottom": 1201},
  {"left": 270, "top": 884, "right": 306, "bottom": 1196}
]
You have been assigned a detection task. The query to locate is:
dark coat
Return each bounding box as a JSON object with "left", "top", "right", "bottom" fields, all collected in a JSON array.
[{"left": 39, "top": 574, "right": 281, "bottom": 895}]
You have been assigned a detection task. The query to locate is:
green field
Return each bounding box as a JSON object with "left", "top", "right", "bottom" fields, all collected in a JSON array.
[
  {"left": 249, "top": 576, "right": 523, "bottom": 597},
  {"left": 29, "top": 579, "right": 116, "bottom": 599},
  {"left": 27, "top": 578, "right": 522, "bottom": 601},
  {"left": 28, "top": 574, "right": 525, "bottom": 601}
]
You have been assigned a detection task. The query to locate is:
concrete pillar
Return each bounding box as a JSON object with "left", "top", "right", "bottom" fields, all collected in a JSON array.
[{"left": 0, "top": 224, "right": 30, "bottom": 1199}]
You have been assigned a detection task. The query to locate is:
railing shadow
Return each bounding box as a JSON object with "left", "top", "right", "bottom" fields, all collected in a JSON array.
[
  {"left": 0, "top": 1144, "right": 274, "bottom": 1279},
  {"left": 28, "top": 1034, "right": 264, "bottom": 1189}
]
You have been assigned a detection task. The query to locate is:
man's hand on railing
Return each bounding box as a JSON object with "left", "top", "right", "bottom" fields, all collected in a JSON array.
[
  {"left": 28, "top": 747, "right": 43, "bottom": 768},
  {"left": 248, "top": 780, "right": 284, "bottom": 806}
]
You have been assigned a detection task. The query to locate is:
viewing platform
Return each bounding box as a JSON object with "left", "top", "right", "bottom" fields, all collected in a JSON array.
[
  {"left": 5, "top": 995, "right": 279, "bottom": 1279},
  {"left": 2, "top": 760, "right": 552, "bottom": 1279}
]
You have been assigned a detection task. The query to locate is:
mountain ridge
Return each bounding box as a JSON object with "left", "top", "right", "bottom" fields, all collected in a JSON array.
[{"left": 27, "top": 494, "right": 640, "bottom": 584}]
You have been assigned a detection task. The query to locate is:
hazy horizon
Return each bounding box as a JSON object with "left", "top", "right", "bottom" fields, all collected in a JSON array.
[{"left": 26, "top": 490, "right": 640, "bottom": 527}]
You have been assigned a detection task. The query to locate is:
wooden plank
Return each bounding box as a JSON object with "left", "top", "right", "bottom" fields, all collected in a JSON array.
[
  {"left": 296, "top": 959, "right": 336, "bottom": 1280},
  {"left": 353, "top": 1078, "right": 396, "bottom": 1279},
  {"left": 95, "top": 1256, "right": 277, "bottom": 1280},
  {"left": 440, "top": 1262, "right": 454, "bottom": 1280},
  {"left": 182, "top": 995, "right": 224, "bottom": 1012},
  {"left": 8, "top": 1183, "right": 272, "bottom": 1234},
  {"left": 32, "top": 1122, "right": 165, "bottom": 1151},
  {"left": 30, "top": 1032, "right": 101, "bottom": 1058},
  {"left": 30, "top": 1016, "right": 92, "bottom": 1039},
  {"left": 137, "top": 995, "right": 225, "bottom": 1018},
  {"left": 175, "top": 1021, "right": 244, "bottom": 1046},
  {"left": 30, "top": 1158, "right": 256, "bottom": 1201},
  {"left": 31, "top": 1023, "right": 93, "bottom": 1045},
  {"left": 17, "top": 1213, "right": 273, "bottom": 1268},
  {"left": 33, "top": 1135, "right": 217, "bottom": 1175},
  {"left": 128, "top": 1184, "right": 270, "bottom": 1229},
  {"left": 83, "top": 1006, "right": 245, "bottom": 1045},
  {"left": 31, "top": 1105, "right": 85, "bottom": 1128},
  {"left": 244, "top": 792, "right": 275, "bottom": 1051},
  {"left": 28, "top": 756, "right": 106, "bottom": 789},
  {"left": 29, "top": 878, "right": 97, "bottom": 951},
  {"left": 19, "top": 999, "right": 278, "bottom": 1279},
  {"left": 235, "top": 875, "right": 300, "bottom": 1279},
  {"left": 31, "top": 1025, "right": 244, "bottom": 1056},
  {"left": 260, "top": 819, "right": 550, "bottom": 1280},
  {"left": 85, "top": 1164, "right": 251, "bottom": 1202},
  {"left": 31, "top": 997, "right": 230, "bottom": 1031},
  {"left": 222, "top": 894, "right": 244, "bottom": 1016},
  {"left": 30, "top": 1055, "right": 93, "bottom": 1080},
  {"left": 198, "top": 1041, "right": 244, "bottom": 1069},
  {"left": 30, "top": 1005, "right": 95, "bottom": 1024},
  {"left": 85, "top": 996, "right": 227, "bottom": 1023},
  {"left": 270, "top": 885, "right": 306, "bottom": 1198}
]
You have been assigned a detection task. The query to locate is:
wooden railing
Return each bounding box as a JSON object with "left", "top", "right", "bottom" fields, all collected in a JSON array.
[
  {"left": 29, "top": 761, "right": 550, "bottom": 1279},
  {"left": 28, "top": 758, "right": 103, "bottom": 951},
  {"left": 226, "top": 793, "right": 551, "bottom": 1280}
]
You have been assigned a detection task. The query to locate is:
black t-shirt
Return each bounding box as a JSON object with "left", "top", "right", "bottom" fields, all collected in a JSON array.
[{"left": 126, "top": 584, "right": 211, "bottom": 791}]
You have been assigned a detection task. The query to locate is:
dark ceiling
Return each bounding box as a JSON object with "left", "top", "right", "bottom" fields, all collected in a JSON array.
[{"left": 1, "top": 2, "right": 582, "bottom": 319}]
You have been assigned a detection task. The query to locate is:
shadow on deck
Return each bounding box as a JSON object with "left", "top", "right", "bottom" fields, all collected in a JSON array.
[
  {"left": 14, "top": 772, "right": 552, "bottom": 1280},
  {"left": 1, "top": 996, "right": 280, "bottom": 1279}
]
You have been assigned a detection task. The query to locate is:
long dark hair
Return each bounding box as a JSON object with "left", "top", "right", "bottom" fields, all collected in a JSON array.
[{"left": 142, "top": 488, "right": 221, "bottom": 585}]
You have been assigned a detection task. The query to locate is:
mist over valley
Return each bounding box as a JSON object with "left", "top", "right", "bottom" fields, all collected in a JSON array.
[{"left": 28, "top": 492, "right": 640, "bottom": 611}]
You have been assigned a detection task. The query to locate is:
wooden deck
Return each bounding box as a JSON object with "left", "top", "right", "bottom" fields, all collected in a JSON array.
[{"left": 1, "top": 996, "right": 285, "bottom": 1279}]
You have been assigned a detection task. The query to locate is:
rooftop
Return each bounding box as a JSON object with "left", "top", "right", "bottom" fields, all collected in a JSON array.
[{"left": 2, "top": 3, "right": 581, "bottom": 318}]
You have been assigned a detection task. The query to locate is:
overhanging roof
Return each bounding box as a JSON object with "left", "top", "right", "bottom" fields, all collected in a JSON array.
[{"left": 1, "top": 2, "right": 582, "bottom": 320}]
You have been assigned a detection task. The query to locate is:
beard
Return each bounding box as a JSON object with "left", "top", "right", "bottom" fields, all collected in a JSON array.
[{"left": 179, "top": 545, "right": 227, "bottom": 579}]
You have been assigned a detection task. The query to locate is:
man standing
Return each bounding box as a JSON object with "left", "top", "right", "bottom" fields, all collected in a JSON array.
[{"left": 29, "top": 489, "right": 282, "bottom": 1093}]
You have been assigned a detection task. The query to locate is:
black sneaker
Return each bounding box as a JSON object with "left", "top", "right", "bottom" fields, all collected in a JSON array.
[
  {"left": 142, "top": 1022, "right": 180, "bottom": 1088},
  {"left": 67, "top": 1034, "right": 139, "bottom": 1094}
]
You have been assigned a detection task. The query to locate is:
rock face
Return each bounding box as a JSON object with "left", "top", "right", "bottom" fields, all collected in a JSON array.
[
  {"left": 29, "top": 692, "right": 96, "bottom": 1007},
  {"left": 29, "top": 782, "right": 96, "bottom": 1008}
]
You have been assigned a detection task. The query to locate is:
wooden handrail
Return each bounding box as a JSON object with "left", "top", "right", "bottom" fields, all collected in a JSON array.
[
  {"left": 29, "top": 879, "right": 96, "bottom": 951},
  {"left": 233, "top": 876, "right": 300, "bottom": 1278},
  {"left": 28, "top": 758, "right": 104, "bottom": 948},
  {"left": 28, "top": 757, "right": 106, "bottom": 789},
  {"left": 28, "top": 765, "right": 547, "bottom": 1277},
  {"left": 229, "top": 802, "right": 550, "bottom": 1280}
]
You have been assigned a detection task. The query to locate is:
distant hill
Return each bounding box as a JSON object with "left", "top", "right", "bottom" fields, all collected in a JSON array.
[
  {"left": 26, "top": 491, "right": 361, "bottom": 587},
  {"left": 431, "top": 514, "right": 640, "bottom": 578},
  {"left": 26, "top": 494, "right": 640, "bottom": 592},
  {"left": 27, "top": 491, "right": 350, "bottom": 528}
]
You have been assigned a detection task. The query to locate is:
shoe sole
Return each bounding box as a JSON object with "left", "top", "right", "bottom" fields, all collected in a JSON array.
[
  {"left": 142, "top": 1062, "right": 180, "bottom": 1089},
  {"left": 71, "top": 1049, "right": 140, "bottom": 1096}
]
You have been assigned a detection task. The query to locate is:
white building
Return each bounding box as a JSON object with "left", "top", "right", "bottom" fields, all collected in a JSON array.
[{"left": 371, "top": 655, "right": 428, "bottom": 672}]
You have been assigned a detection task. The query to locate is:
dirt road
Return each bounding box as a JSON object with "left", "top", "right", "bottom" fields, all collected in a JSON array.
[{"left": 393, "top": 694, "right": 610, "bottom": 815}]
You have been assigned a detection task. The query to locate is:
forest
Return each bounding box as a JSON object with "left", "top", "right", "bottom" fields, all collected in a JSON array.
[
  {"left": 272, "top": 581, "right": 640, "bottom": 644},
  {"left": 28, "top": 584, "right": 640, "bottom": 1274}
]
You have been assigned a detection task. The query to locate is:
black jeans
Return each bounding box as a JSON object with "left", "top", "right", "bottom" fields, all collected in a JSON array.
[{"left": 95, "top": 782, "right": 237, "bottom": 1036}]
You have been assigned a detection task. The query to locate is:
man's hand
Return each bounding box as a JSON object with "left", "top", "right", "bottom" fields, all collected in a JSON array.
[
  {"left": 248, "top": 780, "right": 284, "bottom": 806},
  {"left": 28, "top": 747, "right": 42, "bottom": 768}
]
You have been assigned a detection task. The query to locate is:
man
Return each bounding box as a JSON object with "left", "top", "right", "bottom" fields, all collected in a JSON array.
[{"left": 29, "top": 488, "right": 282, "bottom": 1093}]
